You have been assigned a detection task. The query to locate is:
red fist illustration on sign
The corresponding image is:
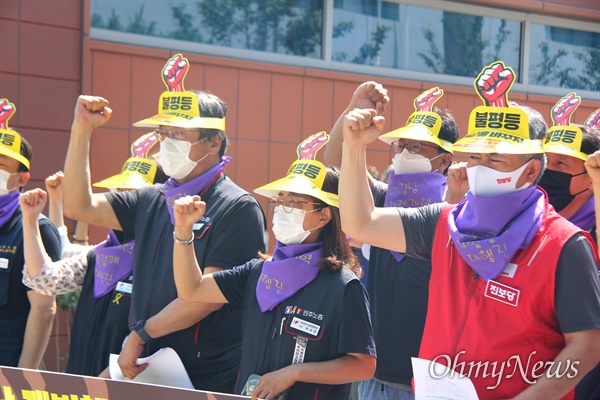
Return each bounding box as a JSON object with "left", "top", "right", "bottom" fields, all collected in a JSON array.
[
  {"left": 132, "top": 132, "right": 158, "bottom": 158},
  {"left": 298, "top": 131, "right": 329, "bottom": 160},
  {"left": 0, "top": 99, "right": 16, "bottom": 129},
  {"left": 551, "top": 93, "right": 580, "bottom": 126},
  {"left": 163, "top": 54, "right": 189, "bottom": 92},
  {"left": 585, "top": 109, "right": 600, "bottom": 129},
  {"left": 414, "top": 87, "right": 443, "bottom": 112},
  {"left": 475, "top": 62, "right": 515, "bottom": 108}
]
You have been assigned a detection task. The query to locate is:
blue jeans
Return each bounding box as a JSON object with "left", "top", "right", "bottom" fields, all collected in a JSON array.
[{"left": 358, "top": 378, "right": 415, "bottom": 400}]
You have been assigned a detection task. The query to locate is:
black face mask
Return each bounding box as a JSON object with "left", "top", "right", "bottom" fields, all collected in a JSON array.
[{"left": 538, "top": 169, "right": 588, "bottom": 212}]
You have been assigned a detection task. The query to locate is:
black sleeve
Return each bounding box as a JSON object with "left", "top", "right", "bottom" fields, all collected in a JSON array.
[
  {"left": 555, "top": 233, "right": 600, "bottom": 333},
  {"left": 399, "top": 203, "right": 445, "bottom": 261},
  {"left": 38, "top": 217, "right": 61, "bottom": 262},
  {"left": 337, "top": 280, "right": 377, "bottom": 357},
  {"left": 205, "top": 195, "right": 267, "bottom": 270},
  {"left": 371, "top": 180, "right": 388, "bottom": 207},
  {"left": 104, "top": 189, "right": 141, "bottom": 237},
  {"left": 213, "top": 260, "right": 259, "bottom": 309}
]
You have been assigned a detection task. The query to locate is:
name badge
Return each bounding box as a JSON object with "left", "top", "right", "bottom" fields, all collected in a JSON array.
[
  {"left": 290, "top": 317, "right": 320, "bottom": 337},
  {"left": 0, "top": 258, "right": 8, "bottom": 269},
  {"left": 192, "top": 223, "right": 204, "bottom": 231},
  {"left": 485, "top": 279, "right": 520, "bottom": 307},
  {"left": 115, "top": 281, "right": 133, "bottom": 294}
]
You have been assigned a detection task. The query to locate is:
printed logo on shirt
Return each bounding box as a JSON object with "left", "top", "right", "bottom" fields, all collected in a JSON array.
[
  {"left": 0, "top": 258, "right": 8, "bottom": 269},
  {"left": 284, "top": 306, "right": 323, "bottom": 321},
  {"left": 192, "top": 223, "right": 204, "bottom": 231},
  {"left": 290, "top": 317, "right": 320, "bottom": 337},
  {"left": 484, "top": 279, "right": 520, "bottom": 307},
  {"left": 115, "top": 281, "right": 133, "bottom": 295},
  {"left": 499, "top": 263, "right": 518, "bottom": 278}
]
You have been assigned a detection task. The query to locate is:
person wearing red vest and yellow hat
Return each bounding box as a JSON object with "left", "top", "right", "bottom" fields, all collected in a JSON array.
[{"left": 338, "top": 62, "right": 600, "bottom": 399}]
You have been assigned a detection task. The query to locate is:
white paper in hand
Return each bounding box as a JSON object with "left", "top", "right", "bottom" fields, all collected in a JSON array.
[
  {"left": 411, "top": 357, "right": 479, "bottom": 400},
  {"left": 109, "top": 347, "right": 194, "bottom": 389}
]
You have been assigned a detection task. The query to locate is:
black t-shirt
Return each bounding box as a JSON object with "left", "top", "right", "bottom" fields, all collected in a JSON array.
[
  {"left": 0, "top": 208, "right": 61, "bottom": 319},
  {"left": 106, "top": 174, "right": 268, "bottom": 384},
  {"left": 214, "top": 258, "right": 376, "bottom": 400},
  {"left": 400, "top": 202, "right": 600, "bottom": 333}
]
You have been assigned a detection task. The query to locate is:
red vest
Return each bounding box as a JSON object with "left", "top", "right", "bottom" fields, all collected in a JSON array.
[{"left": 419, "top": 202, "right": 591, "bottom": 400}]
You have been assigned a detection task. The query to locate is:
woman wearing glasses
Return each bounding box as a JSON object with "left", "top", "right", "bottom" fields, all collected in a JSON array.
[{"left": 171, "top": 133, "right": 376, "bottom": 400}]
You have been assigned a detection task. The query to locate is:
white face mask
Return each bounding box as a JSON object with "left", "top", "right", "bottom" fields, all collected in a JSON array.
[
  {"left": 393, "top": 150, "right": 443, "bottom": 175},
  {"left": 159, "top": 137, "right": 208, "bottom": 180},
  {"left": 272, "top": 208, "right": 320, "bottom": 245},
  {"left": 466, "top": 160, "right": 532, "bottom": 197},
  {"left": 0, "top": 169, "right": 17, "bottom": 196}
]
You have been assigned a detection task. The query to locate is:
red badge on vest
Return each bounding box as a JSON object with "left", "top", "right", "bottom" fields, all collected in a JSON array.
[{"left": 484, "top": 279, "right": 520, "bottom": 307}]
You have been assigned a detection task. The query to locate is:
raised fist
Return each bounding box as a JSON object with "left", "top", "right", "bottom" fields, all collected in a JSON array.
[
  {"left": 551, "top": 93, "right": 580, "bottom": 126},
  {"left": 350, "top": 81, "right": 389, "bottom": 115},
  {"left": 415, "top": 87, "right": 443, "bottom": 112},
  {"left": 343, "top": 108, "right": 386, "bottom": 148},
  {"left": 476, "top": 62, "right": 515, "bottom": 108},
  {"left": 0, "top": 99, "right": 16, "bottom": 129},
  {"left": 19, "top": 188, "right": 48, "bottom": 220},
  {"left": 586, "top": 109, "right": 600, "bottom": 129},
  {"left": 163, "top": 54, "right": 189, "bottom": 92},
  {"left": 73, "top": 95, "right": 112, "bottom": 130},
  {"left": 45, "top": 171, "right": 64, "bottom": 203},
  {"left": 173, "top": 195, "right": 206, "bottom": 229},
  {"left": 298, "top": 131, "right": 329, "bottom": 160}
]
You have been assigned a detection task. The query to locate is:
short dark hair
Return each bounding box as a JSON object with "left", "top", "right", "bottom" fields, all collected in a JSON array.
[
  {"left": 191, "top": 90, "right": 228, "bottom": 158},
  {"left": 579, "top": 124, "right": 600, "bottom": 155},
  {"left": 434, "top": 108, "right": 460, "bottom": 146},
  {"left": 18, "top": 135, "right": 33, "bottom": 172}
]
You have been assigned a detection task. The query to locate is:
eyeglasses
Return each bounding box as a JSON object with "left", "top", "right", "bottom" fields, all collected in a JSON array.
[
  {"left": 269, "top": 196, "right": 321, "bottom": 213},
  {"left": 390, "top": 141, "right": 439, "bottom": 155},
  {"left": 154, "top": 127, "right": 200, "bottom": 142}
]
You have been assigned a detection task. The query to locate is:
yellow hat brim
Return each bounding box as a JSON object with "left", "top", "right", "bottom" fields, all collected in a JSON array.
[
  {"left": 0, "top": 146, "right": 29, "bottom": 170},
  {"left": 379, "top": 124, "right": 453, "bottom": 153},
  {"left": 133, "top": 114, "right": 225, "bottom": 130},
  {"left": 254, "top": 175, "right": 339, "bottom": 208},
  {"left": 93, "top": 171, "right": 152, "bottom": 189}
]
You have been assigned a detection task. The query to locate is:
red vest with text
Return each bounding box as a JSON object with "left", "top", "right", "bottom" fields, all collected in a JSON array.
[{"left": 419, "top": 201, "right": 593, "bottom": 400}]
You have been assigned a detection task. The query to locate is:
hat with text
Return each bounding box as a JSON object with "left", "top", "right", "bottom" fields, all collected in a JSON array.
[
  {"left": 452, "top": 61, "right": 543, "bottom": 155},
  {"left": 0, "top": 98, "right": 30, "bottom": 170},
  {"left": 544, "top": 92, "right": 587, "bottom": 161},
  {"left": 133, "top": 53, "right": 225, "bottom": 131},
  {"left": 254, "top": 131, "right": 338, "bottom": 207},
  {"left": 379, "top": 87, "right": 453, "bottom": 152},
  {"left": 93, "top": 133, "right": 159, "bottom": 189}
]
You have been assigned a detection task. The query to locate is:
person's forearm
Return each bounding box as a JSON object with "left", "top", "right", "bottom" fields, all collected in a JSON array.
[
  {"left": 289, "top": 354, "right": 375, "bottom": 385},
  {"left": 173, "top": 225, "right": 210, "bottom": 303},
  {"left": 63, "top": 122, "right": 94, "bottom": 221},
  {"left": 324, "top": 105, "right": 353, "bottom": 169},
  {"left": 142, "top": 298, "right": 223, "bottom": 339},
  {"left": 512, "top": 329, "right": 600, "bottom": 400},
  {"left": 22, "top": 215, "right": 51, "bottom": 279},
  {"left": 339, "top": 142, "right": 375, "bottom": 240},
  {"left": 47, "top": 197, "right": 64, "bottom": 229},
  {"left": 18, "top": 293, "right": 56, "bottom": 369}
]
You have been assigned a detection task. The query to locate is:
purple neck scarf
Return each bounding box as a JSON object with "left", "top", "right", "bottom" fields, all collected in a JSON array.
[
  {"left": 0, "top": 192, "right": 20, "bottom": 228},
  {"left": 94, "top": 230, "right": 135, "bottom": 298},
  {"left": 385, "top": 172, "right": 447, "bottom": 262},
  {"left": 447, "top": 187, "right": 545, "bottom": 282},
  {"left": 256, "top": 241, "right": 323, "bottom": 312},
  {"left": 569, "top": 195, "right": 595, "bottom": 232},
  {"left": 162, "top": 158, "right": 230, "bottom": 225}
]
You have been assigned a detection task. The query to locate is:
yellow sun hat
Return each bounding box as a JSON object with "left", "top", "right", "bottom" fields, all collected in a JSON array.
[
  {"left": 0, "top": 99, "right": 30, "bottom": 170},
  {"left": 379, "top": 87, "right": 453, "bottom": 153},
  {"left": 544, "top": 92, "right": 587, "bottom": 162},
  {"left": 93, "top": 133, "right": 158, "bottom": 189},
  {"left": 133, "top": 53, "right": 225, "bottom": 130},
  {"left": 254, "top": 131, "right": 339, "bottom": 207},
  {"left": 452, "top": 61, "right": 544, "bottom": 155}
]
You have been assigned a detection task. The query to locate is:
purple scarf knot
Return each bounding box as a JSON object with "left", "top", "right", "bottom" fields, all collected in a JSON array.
[
  {"left": 447, "top": 187, "right": 545, "bottom": 282},
  {"left": 0, "top": 192, "right": 20, "bottom": 228},
  {"left": 256, "top": 241, "right": 323, "bottom": 312},
  {"left": 385, "top": 172, "right": 447, "bottom": 262},
  {"left": 94, "top": 230, "right": 135, "bottom": 298}
]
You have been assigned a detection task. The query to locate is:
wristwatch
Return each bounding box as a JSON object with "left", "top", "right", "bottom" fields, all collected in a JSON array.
[
  {"left": 131, "top": 320, "right": 153, "bottom": 344},
  {"left": 173, "top": 231, "right": 194, "bottom": 246}
]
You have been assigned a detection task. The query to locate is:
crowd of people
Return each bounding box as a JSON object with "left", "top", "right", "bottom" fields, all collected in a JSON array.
[{"left": 1, "top": 54, "right": 599, "bottom": 400}]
